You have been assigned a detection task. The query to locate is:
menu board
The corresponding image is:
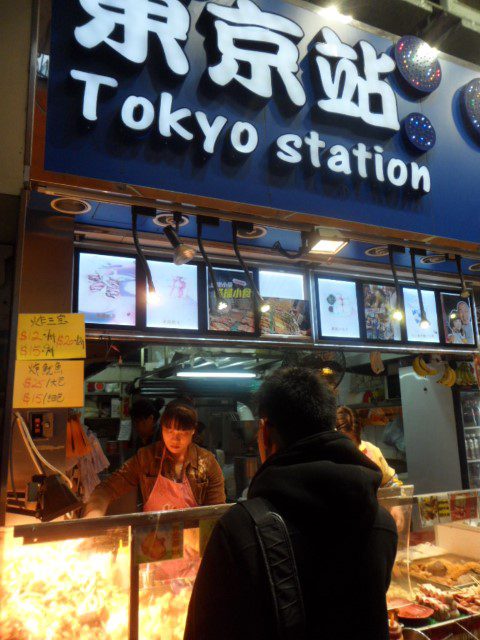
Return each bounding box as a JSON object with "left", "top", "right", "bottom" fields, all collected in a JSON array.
[
  {"left": 363, "top": 284, "right": 401, "bottom": 342},
  {"left": 208, "top": 268, "right": 255, "bottom": 333},
  {"left": 259, "top": 270, "right": 305, "bottom": 300},
  {"left": 403, "top": 287, "right": 440, "bottom": 343},
  {"left": 147, "top": 260, "right": 198, "bottom": 330},
  {"left": 259, "top": 270, "right": 309, "bottom": 337},
  {"left": 78, "top": 252, "right": 136, "bottom": 326},
  {"left": 440, "top": 292, "right": 475, "bottom": 345},
  {"left": 317, "top": 279, "right": 360, "bottom": 339}
]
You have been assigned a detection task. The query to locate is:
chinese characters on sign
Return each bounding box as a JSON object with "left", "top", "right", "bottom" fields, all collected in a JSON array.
[
  {"left": 16, "top": 313, "right": 86, "bottom": 360},
  {"left": 13, "top": 360, "right": 84, "bottom": 409},
  {"left": 68, "top": 0, "right": 431, "bottom": 194}
]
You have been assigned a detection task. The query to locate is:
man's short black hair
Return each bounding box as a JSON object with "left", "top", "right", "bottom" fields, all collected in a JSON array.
[
  {"left": 131, "top": 396, "right": 161, "bottom": 421},
  {"left": 256, "top": 367, "right": 336, "bottom": 444}
]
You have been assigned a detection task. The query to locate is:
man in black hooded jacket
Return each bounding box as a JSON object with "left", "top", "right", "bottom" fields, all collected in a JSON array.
[{"left": 184, "top": 367, "right": 398, "bottom": 640}]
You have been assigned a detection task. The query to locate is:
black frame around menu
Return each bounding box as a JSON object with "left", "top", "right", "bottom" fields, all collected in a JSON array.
[{"left": 74, "top": 249, "right": 478, "bottom": 350}]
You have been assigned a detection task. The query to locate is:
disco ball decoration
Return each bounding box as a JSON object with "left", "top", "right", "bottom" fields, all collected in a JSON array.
[
  {"left": 394, "top": 36, "right": 442, "bottom": 94},
  {"left": 462, "top": 78, "right": 480, "bottom": 139},
  {"left": 403, "top": 113, "right": 436, "bottom": 152}
]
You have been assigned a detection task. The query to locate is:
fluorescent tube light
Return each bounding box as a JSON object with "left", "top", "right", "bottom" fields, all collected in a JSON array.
[{"left": 177, "top": 372, "right": 256, "bottom": 379}]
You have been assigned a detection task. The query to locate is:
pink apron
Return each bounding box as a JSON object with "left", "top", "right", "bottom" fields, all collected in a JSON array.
[{"left": 143, "top": 450, "right": 199, "bottom": 581}]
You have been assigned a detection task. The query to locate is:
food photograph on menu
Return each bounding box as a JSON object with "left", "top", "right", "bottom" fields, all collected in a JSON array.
[
  {"left": 363, "top": 284, "right": 402, "bottom": 341},
  {"left": 317, "top": 278, "right": 360, "bottom": 339},
  {"left": 440, "top": 292, "right": 476, "bottom": 345},
  {"left": 77, "top": 252, "right": 136, "bottom": 326},
  {"left": 208, "top": 268, "right": 255, "bottom": 333},
  {"left": 147, "top": 260, "right": 198, "bottom": 330},
  {"left": 403, "top": 287, "right": 440, "bottom": 343},
  {"left": 258, "top": 270, "right": 310, "bottom": 337}
]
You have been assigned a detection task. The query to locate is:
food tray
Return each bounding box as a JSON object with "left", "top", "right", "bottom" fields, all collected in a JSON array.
[{"left": 406, "top": 554, "right": 480, "bottom": 588}]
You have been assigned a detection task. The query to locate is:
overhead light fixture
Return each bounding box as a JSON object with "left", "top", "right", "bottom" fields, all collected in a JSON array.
[
  {"left": 232, "top": 222, "right": 270, "bottom": 313},
  {"left": 164, "top": 224, "right": 196, "bottom": 265},
  {"left": 410, "top": 248, "right": 430, "bottom": 329},
  {"left": 132, "top": 206, "right": 158, "bottom": 304},
  {"left": 197, "top": 218, "right": 227, "bottom": 312},
  {"left": 272, "top": 229, "right": 348, "bottom": 260},
  {"left": 388, "top": 245, "right": 404, "bottom": 322},
  {"left": 177, "top": 371, "right": 256, "bottom": 379},
  {"left": 309, "top": 237, "right": 349, "bottom": 255},
  {"left": 455, "top": 254, "right": 470, "bottom": 299}
]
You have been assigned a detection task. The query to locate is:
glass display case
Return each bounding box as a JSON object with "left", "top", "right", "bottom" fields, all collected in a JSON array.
[
  {"left": 381, "top": 487, "right": 480, "bottom": 638},
  {"left": 4, "top": 492, "right": 480, "bottom": 639},
  {"left": 0, "top": 505, "right": 230, "bottom": 640}
]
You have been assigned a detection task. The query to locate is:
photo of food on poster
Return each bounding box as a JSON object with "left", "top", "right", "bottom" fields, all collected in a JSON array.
[
  {"left": 260, "top": 298, "right": 310, "bottom": 337},
  {"left": 146, "top": 261, "right": 198, "bottom": 330},
  {"left": 78, "top": 252, "right": 136, "bottom": 326},
  {"left": 440, "top": 293, "right": 475, "bottom": 345},
  {"left": 363, "top": 284, "right": 402, "bottom": 341},
  {"left": 403, "top": 287, "right": 440, "bottom": 343},
  {"left": 208, "top": 268, "right": 255, "bottom": 333},
  {"left": 317, "top": 279, "right": 360, "bottom": 339}
]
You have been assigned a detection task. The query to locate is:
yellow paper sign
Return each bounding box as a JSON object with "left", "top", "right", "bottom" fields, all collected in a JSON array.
[
  {"left": 16, "top": 313, "right": 86, "bottom": 360},
  {"left": 13, "top": 360, "right": 84, "bottom": 409}
]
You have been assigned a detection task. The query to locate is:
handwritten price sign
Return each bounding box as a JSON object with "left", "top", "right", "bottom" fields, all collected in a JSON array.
[
  {"left": 16, "top": 313, "right": 86, "bottom": 360},
  {"left": 13, "top": 360, "right": 84, "bottom": 409}
]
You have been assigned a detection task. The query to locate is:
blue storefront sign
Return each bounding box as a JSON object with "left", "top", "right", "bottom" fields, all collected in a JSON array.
[{"left": 46, "top": 0, "right": 480, "bottom": 243}]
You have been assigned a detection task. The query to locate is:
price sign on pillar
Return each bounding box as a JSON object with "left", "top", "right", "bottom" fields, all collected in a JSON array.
[{"left": 16, "top": 313, "right": 86, "bottom": 360}]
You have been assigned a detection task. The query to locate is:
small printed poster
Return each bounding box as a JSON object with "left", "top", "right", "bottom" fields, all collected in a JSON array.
[
  {"left": 403, "top": 287, "right": 440, "bottom": 343},
  {"left": 134, "top": 522, "right": 183, "bottom": 565},
  {"left": 208, "top": 268, "right": 255, "bottom": 333},
  {"left": 450, "top": 492, "right": 478, "bottom": 522},
  {"left": 147, "top": 261, "right": 198, "bottom": 330},
  {"left": 437, "top": 493, "right": 452, "bottom": 523},
  {"left": 440, "top": 292, "right": 475, "bottom": 345},
  {"left": 363, "top": 284, "right": 401, "bottom": 342},
  {"left": 317, "top": 278, "right": 360, "bottom": 339},
  {"left": 418, "top": 495, "right": 439, "bottom": 527},
  {"left": 260, "top": 298, "right": 310, "bottom": 337}
]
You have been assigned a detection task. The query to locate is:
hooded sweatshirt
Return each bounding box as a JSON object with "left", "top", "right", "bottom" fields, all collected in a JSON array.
[{"left": 184, "top": 431, "right": 398, "bottom": 640}]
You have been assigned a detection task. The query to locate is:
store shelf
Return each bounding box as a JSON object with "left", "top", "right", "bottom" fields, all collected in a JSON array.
[
  {"left": 465, "top": 426, "right": 480, "bottom": 430},
  {"left": 467, "top": 459, "right": 480, "bottom": 463},
  {"left": 347, "top": 400, "right": 402, "bottom": 409},
  {"left": 417, "top": 612, "right": 480, "bottom": 632}
]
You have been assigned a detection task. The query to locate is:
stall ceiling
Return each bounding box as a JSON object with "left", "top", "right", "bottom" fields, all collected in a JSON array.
[{"left": 29, "top": 191, "right": 480, "bottom": 277}]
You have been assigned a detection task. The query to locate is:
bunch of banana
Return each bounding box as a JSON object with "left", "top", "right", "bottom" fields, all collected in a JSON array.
[
  {"left": 456, "top": 362, "right": 477, "bottom": 387},
  {"left": 437, "top": 363, "right": 456, "bottom": 388},
  {"left": 413, "top": 355, "right": 437, "bottom": 377}
]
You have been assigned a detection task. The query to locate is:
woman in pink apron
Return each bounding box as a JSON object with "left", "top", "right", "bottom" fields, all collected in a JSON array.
[{"left": 85, "top": 402, "right": 226, "bottom": 579}]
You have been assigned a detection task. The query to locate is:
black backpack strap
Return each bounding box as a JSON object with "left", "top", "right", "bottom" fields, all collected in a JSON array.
[{"left": 240, "top": 497, "right": 306, "bottom": 640}]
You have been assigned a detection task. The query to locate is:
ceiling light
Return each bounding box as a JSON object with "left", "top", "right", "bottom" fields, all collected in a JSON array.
[
  {"left": 420, "top": 318, "right": 431, "bottom": 330},
  {"left": 132, "top": 206, "right": 158, "bottom": 305},
  {"left": 321, "top": 367, "right": 334, "bottom": 376},
  {"left": 392, "top": 309, "right": 404, "bottom": 321},
  {"left": 260, "top": 301, "right": 271, "bottom": 313},
  {"left": 232, "top": 221, "right": 269, "bottom": 313},
  {"left": 177, "top": 371, "right": 256, "bottom": 379},
  {"left": 455, "top": 255, "right": 469, "bottom": 299},
  {"left": 309, "top": 238, "right": 349, "bottom": 255},
  {"left": 164, "top": 225, "right": 196, "bottom": 265},
  {"left": 51, "top": 197, "right": 91, "bottom": 215}
]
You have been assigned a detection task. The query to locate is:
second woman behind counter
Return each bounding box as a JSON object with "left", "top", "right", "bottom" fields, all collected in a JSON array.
[{"left": 84, "top": 401, "right": 226, "bottom": 517}]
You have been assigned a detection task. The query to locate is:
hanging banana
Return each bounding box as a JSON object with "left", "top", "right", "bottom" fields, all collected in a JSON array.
[
  {"left": 437, "top": 363, "right": 456, "bottom": 388},
  {"left": 413, "top": 355, "right": 437, "bottom": 377}
]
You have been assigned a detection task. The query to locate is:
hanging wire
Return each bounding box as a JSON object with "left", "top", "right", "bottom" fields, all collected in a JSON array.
[
  {"left": 131, "top": 207, "right": 157, "bottom": 298},
  {"left": 197, "top": 219, "right": 225, "bottom": 309},
  {"left": 232, "top": 222, "right": 268, "bottom": 310},
  {"left": 410, "top": 248, "right": 428, "bottom": 324}
]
